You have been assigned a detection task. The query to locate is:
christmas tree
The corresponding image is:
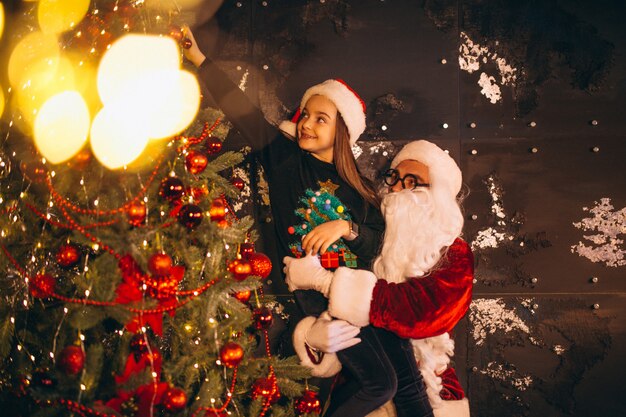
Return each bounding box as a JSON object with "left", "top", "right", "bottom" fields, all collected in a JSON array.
[{"left": 0, "top": 1, "right": 320, "bottom": 416}]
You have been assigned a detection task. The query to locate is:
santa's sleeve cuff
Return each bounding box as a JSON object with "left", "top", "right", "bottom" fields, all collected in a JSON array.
[
  {"left": 327, "top": 267, "right": 377, "bottom": 327},
  {"left": 293, "top": 317, "right": 342, "bottom": 378}
]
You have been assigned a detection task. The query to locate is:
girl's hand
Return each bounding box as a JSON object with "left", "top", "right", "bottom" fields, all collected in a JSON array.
[
  {"left": 181, "top": 25, "right": 206, "bottom": 67},
  {"left": 302, "top": 220, "right": 351, "bottom": 255}
]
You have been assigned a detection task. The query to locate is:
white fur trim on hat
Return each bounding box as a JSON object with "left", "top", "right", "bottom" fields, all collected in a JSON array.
[
  {"left": 279, "top": 79, "right": 366, "bottom": 146},
  {"left": 327, "top": 267, "right": 377, "bottom": 327},
  {"left": 391, "top": 140, "right": 462, "bottom": 199},
  {"left": 293, "top": 316, "right": 342, "bottom": 378}
]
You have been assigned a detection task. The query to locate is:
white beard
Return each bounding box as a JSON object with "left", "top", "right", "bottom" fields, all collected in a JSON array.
[{"left": 372, "top": 187, "right": 464, "bottom": 283}]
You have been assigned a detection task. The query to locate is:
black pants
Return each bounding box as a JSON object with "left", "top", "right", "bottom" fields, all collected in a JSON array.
[{"left": 326, "top": 326, "right": 434, "bottom": 417}]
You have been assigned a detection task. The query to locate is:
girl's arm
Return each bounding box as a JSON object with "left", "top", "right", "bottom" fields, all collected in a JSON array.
[{"left": 184, "top": 27, "right": 297, "bottom": 161}]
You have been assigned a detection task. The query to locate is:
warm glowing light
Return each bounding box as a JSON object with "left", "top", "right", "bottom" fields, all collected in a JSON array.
[
  {"left": 14, "top": 56, "right": 76, "bottom": 127},
  {"left": 97, "top": 35, "right": 180, "bottom": 106},
  {"left": 0, "top": 3, "right": 5, "bottom": 41},
  {"left": 90, "top": 34, "right": 200, "bottom": 168},
  {"left": 8, "top": 31, "right": 59, "bottom": 88},
  {"left": 34, "top": 91, "right": 90, "bottom": 164},
  {"left": 133, "top": 69, "right": 200, "bottom": 140},
  {"left": 90, "top": 104, "right": 150, "bottom": 169},
  {"left": 0, "top": 87, "right": 4, "bottom": 118},
  {"left": 38, "top": 0, "right": 89, "bottom": 34}
]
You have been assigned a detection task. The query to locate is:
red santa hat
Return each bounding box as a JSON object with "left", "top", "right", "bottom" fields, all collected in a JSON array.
[
  {"left": 391, "top": 140, "right": 462, "bottom": 199},
  {"left": 279, "top": 79, "right": 366, "bottom": 146}
]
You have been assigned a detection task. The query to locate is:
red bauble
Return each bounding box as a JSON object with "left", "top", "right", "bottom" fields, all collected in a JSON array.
[
  {"left": 57, "top": 345, "right": 85, "bottom": 375},
  {"left": 219, "top": 342, "right": 244, "bottom": 368},
  {"left": 20, "top": 160, "right": 47, "bottom": 183},
  {"left": 29, "top": 273, "right": 56, "bottom": 298},
  {"left": 127, "top": 201, "right": 147, "bottom": 226},
  {"left": 209, "top": 198, "right": 227, "bottom": 223},
  {"left": 251, "top": 377, "right": 280, "bottom": 404},
  {"left": 228, "top": 259, "right": 252, "bottom": 281},
  {"left": 177, "top": 204, "right": 203, "bottom": 230},
  {"left": 233, "top": 290, "right": 252, "bottom": 304},
  {"left": 205, "top": 136, "right": 223, "bottom": 155},
  {"left": 231, "top": 177, "right": 245, "bottom": 191},
  {"left": 56, "top": 244, "right": 80, "bottom": 268},
  {"left": 181, "top": 38, "right": 193, "bottom": 49},
  {"left": 159, "top": 177, "right": 185, "bottom": 202},
  {"left": 253, "top": 306, "right": 273, "bottom": 330},
  {"left": 248, "top": 252, "right": 272, "bottom": 279},
  {"left": 162, "top": 387, "right": 188, "bottom": 413},
  {"left": 185, "top": 150, "right": 208, "bottom": 175},
  {"left": 294, "top": 390, "right": 322, "bottom": 415},
  {"left": 147, "top": 273, "right": 180, "bottom": 300},
  {"left": 148, "top": 253, "right": 173, "bottom": 276},
  {"left": 239, "top": 242, "right": 255, "bottom": 258}
]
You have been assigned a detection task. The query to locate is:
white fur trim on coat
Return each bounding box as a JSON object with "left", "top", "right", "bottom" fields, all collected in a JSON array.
[
  {"left": 327, "top": 267, "right": 377, "bottom": 327},
  {"left": 412, "top": 333, "right": 455, "bottom": 408},
  {"left": 293, "top": 316, "right": 342, "bottom": 378}
]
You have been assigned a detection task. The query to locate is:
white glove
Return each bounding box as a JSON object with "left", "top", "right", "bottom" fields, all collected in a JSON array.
[
  {"left": 283, "top": 253, "right": 333, "bottom": 296},
  {"left": 305, "top": 312, "right": 361, "bottom": 353}
]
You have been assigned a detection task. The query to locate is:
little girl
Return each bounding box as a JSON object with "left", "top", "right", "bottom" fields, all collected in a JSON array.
[{"left": 183, "top": 27, "right": 430, "bottom": 417}]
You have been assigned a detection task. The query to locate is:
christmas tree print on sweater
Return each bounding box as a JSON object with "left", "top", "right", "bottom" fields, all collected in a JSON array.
[{"left": 287, "top": 180, "right": 358, "bottom": 269}]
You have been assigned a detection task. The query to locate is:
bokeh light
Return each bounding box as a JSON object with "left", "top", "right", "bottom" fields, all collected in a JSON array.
[
  {"left": 97, "top": 34, "right": 180, "bottom": 106},
  {"left": 38, "top": 0, "right": 90, "bottom": 34},
  {"left": 34, "top": 91, "right": 90, "bottom": 164},
  {"left": 0, "top": 3, "right": 5, "bottom": 41},
  {"left": 129, "top": 69, "right": 201, "bottom": 140},
  {"left": 90, "top": 34, "right": 200, "bottom": 168},
  {"left": 8, "top": 31, "right": 60, "bottom": 89},
  {"left": 90, "top": 104, "right": 150, "bottom": 170},
  {"left": 13, "top": 56, "right": 76, "bottom": 127},
  {"left": 0, "top": 86, "right": 4, "bottom": 119}
]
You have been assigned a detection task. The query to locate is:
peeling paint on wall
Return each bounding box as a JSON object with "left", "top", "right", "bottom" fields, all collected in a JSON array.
[
  {"left": 479, "top": 361, "right": 533, "bottom": 391},
  {"left": 469, "top": 298, "right": 531, "bottom": 346},
  {"left": 458, "top": 32, "right": 518, "bottom": 104},
  {"left": 571, "top": 198, "right": 626, "bottom": 267}
]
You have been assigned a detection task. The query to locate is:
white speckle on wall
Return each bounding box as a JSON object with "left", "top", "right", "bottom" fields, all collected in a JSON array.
[
  {"left": 472, "top": 227, "right": 507, "bottom": 250},
  {"left": 571, "top": 198, "right": 626, "bottom": 267},
  {"left": 479, "top": 361, "right": 533, "bottom": 391},
  {"left": 458, "top": 32, "right": 518, "bottom": 104},
  {"left": 469, "top": 298, "right": 531, "bottom": 346},
  {"left": 478, "top": 72, "right": 502, "bottom": 104},
  {"left": 552, "top": 345, "right": 566, "bottom": 355},
  {"left": 232, "top": 166, "right": 251, "bottom": 213},
  {"left": 472, "top": 174, "right": 512, "bottom": 250},
  {"left": 238, "top": 69, "right": 250, "bottom": 92}
]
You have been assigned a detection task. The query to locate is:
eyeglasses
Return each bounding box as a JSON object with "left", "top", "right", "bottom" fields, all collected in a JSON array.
[{"left": 383, "top": 169, "right": 430, "bottom": 190}]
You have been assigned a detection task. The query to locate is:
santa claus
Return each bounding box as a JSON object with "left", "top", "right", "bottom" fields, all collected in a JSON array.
[{"left": 284, "top": 140, "right": 473, "bottom": 417}]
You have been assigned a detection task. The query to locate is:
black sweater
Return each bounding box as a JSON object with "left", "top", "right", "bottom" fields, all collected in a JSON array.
[{"left": 198, "top": 59, "right": 384, "bottom": 315}]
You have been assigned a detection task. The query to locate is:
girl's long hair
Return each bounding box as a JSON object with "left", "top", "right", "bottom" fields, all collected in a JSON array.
[{"left": 333, "top": 114, "right": 380, "bottom": 209}]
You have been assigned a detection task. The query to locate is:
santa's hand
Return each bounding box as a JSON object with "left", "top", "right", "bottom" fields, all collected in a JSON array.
[
  {"left": 283, "top": 254, "right": 333, "bottom": 296},
  {"left": 306, "top": 312, "right": 361, "bottom": 353}
]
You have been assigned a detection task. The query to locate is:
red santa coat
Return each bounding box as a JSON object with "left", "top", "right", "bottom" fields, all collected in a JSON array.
[{"left": 369, "top": 238, "right": 474, "bottom": 339}]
